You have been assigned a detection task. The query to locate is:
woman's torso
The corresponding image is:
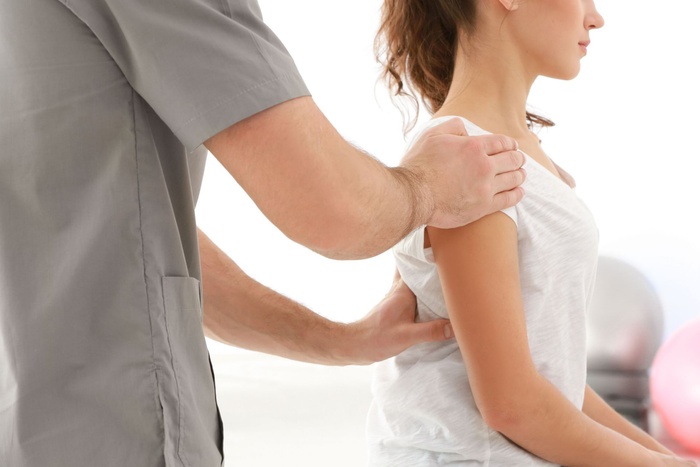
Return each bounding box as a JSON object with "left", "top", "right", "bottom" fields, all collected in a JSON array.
[{"left": 365, "top": 115, "right": 600, "bottom": 467}]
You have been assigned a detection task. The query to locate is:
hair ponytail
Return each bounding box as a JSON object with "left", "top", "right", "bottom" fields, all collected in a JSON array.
[{"left": 374, "top": 0, "right": 554, "bottom": 135}]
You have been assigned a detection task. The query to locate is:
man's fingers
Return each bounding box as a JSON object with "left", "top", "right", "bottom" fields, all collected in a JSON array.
[
  {"left": 491, "top": 186, "right": 525, "bottom": 212},
  {"left": 493, "top": 167, "right": 527, "bottom": 194},
  {"left": 426, "top": 117, "right": 470, "bottom": 137},
  {"left": 390, "top": 275, "right": 413, "bottom": 297},
  {"left": 392, "top": 265, "right": 401, "bottom": 284},
  {"left": 409, "top": 319, "right": 454, "bottom": 344},
  {"left": 476, "top": 133, "right": 519, "bottom": 156},
  {"left": 428, "top": 123, "right": 518, "bottom": 157},
  {"left": 491, "top": 149, "right": 526, "bottom": 174}
]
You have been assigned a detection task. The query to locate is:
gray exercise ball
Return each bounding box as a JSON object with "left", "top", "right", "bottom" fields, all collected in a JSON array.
[
  {"left": 586, "top": 255, "right": 665, "bottom": 371},
  {"left": 585, "top": 255, "right": 665, "bottom": 430}
]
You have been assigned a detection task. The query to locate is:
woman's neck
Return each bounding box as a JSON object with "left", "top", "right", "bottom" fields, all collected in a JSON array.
[{"left": 432, "top": 36, "right": 537, "bottom": 142}]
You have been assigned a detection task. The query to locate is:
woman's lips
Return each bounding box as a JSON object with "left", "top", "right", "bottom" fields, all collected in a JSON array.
[{"left": 579, "top": 41, "right": 590, "bottom": 55}]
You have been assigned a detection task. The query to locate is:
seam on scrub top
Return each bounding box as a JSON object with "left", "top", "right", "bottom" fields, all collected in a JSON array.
[
  {"left": 160, "top": 284, "right": 192, "bottom": 467},
  {"left": 131, "top": 89, "right": 169, "bottom": 460},
  {"left": 173, "top": 71, "right": 300, "bottom": 135}
]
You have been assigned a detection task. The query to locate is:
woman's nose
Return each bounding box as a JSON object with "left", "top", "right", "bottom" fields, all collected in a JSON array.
[{"left": 586, "top": 9, "right": 605, "bottom": 30}]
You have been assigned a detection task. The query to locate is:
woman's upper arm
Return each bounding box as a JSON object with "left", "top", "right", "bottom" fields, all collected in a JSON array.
[{"left": 427, "top": 212, "right": 538, "bottom": 428}]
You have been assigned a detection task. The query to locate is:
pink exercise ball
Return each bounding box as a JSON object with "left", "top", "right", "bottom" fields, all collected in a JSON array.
[{"left": 649, "top": 316, "right": 700, "bottom": 454}]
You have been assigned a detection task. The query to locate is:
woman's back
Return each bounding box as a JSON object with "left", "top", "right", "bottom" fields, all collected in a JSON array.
[{"left": 365, "top": 115, "right": 600, "bottom": 466}]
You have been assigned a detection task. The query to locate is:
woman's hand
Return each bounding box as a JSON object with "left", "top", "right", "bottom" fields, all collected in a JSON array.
[
  {"left": 342, "top": 267, "right": 455, "bottom": 365},
  {"left": 652, "top": 452, "right": 699, "bottom": 467}
]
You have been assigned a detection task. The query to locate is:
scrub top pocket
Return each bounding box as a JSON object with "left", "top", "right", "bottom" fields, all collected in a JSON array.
[{"left": 158, "top": 276, "right": 224, "bottom": 467}]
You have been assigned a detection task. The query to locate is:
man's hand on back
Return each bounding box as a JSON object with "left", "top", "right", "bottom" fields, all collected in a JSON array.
[
  {"left": 340, "top": 266, "right": 454, "bottom": 366},
  {"left": 200, "top": 229, "right": 453, "bottom": 366}
]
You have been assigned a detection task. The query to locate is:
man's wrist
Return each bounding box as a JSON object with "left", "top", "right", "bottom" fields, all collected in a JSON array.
[
  {"left": 326, "top": 320, "right": 373, "bottom": 367},
  {"left": 389, "top": 166, "right": 434, "bottom": 235}
]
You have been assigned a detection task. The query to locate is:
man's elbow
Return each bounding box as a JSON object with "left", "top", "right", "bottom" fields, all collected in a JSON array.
[
  {"left": 286, "top": 200, "right": 379, "bottom": 260},
  {"left": 300, "top": 230, "right": 377, "bottom": 261}
]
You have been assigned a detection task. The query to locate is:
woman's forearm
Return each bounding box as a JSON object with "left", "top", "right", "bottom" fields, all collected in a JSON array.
[
  {"left": 581, "top": 383, "right": 675, "bottom": 456},
  {"left": 491, "top": 373, "right": 657, "bottom": 467}
]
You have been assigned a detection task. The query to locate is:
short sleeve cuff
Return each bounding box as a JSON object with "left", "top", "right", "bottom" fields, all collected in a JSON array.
[{"left": 176, "top": 70, "right": 311, "bottom": 152}]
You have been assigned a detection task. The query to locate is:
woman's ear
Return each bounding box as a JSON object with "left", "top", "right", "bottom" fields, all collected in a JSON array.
[{"left": 497, "top": 0, "right": 519, "bottom": 11}]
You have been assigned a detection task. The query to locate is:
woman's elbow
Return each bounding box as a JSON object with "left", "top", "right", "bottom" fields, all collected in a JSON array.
[
  {"left": 478, "top": 381, "right": 539, "bottom": 433},
  {"left": 483, "top": 404, "right": 526, "bottom": 433}
]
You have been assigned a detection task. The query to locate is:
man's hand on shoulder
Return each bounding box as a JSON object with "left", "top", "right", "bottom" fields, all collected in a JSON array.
[
  {"left": 397, "top": 117, "right": 527, "bottom": 230},
  {"left": 203, "top": 99, "right": 528, "bottom": 261}
]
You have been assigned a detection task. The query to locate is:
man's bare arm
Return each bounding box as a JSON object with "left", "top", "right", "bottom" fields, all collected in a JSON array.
[
  {"left": 203, "top": 95, "right": 525, "bottom": 260},
  {"left": 198, "top": 228, "right": 454, "bottom": 365}
]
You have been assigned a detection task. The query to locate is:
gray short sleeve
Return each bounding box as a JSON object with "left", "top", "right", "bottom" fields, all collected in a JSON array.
[{"left": 60, "top": 0, "right": 311, "bottom": 151}]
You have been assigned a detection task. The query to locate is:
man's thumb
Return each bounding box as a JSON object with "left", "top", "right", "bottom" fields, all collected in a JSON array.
[{"left": 412, "top": 319, "right": 454, "bottom": 344}]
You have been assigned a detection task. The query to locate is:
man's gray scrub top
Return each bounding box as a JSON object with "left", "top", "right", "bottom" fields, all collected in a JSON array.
[{"left": 0, "top": 0, "right": 310, "bottom": 465}]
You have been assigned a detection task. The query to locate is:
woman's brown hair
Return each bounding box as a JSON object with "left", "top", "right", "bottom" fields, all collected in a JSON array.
[{"left": 374, "top": 0, "right": 555, "bottom": 135}]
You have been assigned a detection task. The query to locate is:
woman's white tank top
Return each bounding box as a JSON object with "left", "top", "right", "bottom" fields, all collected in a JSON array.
[{"left": 366, "top": 116, "right": 600, "bottom": 466}]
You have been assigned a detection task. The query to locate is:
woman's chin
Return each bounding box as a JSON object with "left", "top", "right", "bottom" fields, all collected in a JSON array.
[{"left": 544, "top": 63, "right": 582, "bottom": 81}]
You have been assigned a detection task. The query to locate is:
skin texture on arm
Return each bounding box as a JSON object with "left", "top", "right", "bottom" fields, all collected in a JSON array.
[
  {"left": 582, "top": 383, "right": 676, "bottom": 457},
  {"left": 198, "top": 228, "right": 454, "bottom": 366},
  {"left": 426, "top": 216, "right": 658, "bottom": 467},
  {"left": 203, "top": 95, "right": 525, "bottom": 261}
]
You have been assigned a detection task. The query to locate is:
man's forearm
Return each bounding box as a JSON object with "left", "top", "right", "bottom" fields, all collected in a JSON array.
[
  {"left": 277, "top": 137, "right": 431, "bottom": 261},
  {"left": 581, "top": 383, "right": 675, "bottom": 456},
  {"left": 326, "top": 148, "right": 432, "bottom": 260},
  {"left": 204, "top": 96, "right": 429, "bottom": 261},
  {"left": 197, "top": 227, "right": 356, "bottom": 365}
]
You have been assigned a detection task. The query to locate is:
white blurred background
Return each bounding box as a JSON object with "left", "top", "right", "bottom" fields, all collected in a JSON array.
[{"left": 195, "top": 1, "right": 700, "bottom": 465}]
